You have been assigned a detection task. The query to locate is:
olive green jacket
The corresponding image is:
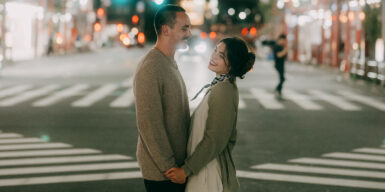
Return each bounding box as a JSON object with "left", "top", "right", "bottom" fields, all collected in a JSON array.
[{"left": 182, "top": 79, "right": 239, "bottom": 192}]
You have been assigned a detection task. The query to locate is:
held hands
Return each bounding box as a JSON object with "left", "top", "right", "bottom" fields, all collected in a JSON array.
[{"left": 165, "top": 167, "right": 186, "bottom": 184}]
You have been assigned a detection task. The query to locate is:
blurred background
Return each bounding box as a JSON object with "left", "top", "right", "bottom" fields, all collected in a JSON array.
[{"left": 0, "top": 1, "right": 384, "bottom": 192}]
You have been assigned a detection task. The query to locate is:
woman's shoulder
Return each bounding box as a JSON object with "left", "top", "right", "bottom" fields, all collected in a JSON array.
[
  {"left": 209, "top": 80, "right": 238, "bottom": 102},
  {"left": 211, "top": 80, "right": 237, "bottom": 93}
]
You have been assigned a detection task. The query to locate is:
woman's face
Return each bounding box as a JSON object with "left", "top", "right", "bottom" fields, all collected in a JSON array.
[{"left": 208, "top": 42, "right": 229, "bottom": 76}]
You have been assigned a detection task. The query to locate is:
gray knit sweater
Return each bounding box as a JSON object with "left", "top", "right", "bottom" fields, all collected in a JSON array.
[{"left": 133, "top": 48, "right": 190, "bottom": 181}]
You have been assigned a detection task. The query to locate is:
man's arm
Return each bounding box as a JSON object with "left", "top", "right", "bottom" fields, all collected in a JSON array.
[{"left": 134, "top": 62, "right": 176, "bottom": 173}]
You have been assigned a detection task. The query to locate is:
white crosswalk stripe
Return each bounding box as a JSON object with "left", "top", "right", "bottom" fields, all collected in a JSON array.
[
  {"left": 247, "top": 146, "right": 385, "bottom": 190},
  {"left": 72, "top": 84, "right": 118, "bottom": 107},
  {"left": 309, "top": 89, "right": 361, "bottom": 111},
  {"left": 0, "top": 162, "right": 139, "bottom": 176},
  {"left": 0, "top": 85, "right": 33, "bottom": 99},
  {"left": 0, "top": 84, "right": 384, "bottom": 111},
  {"left": 239, "top": 95, "right": 246, "bottom": 109},
  {"left": 285, "top": 89, "right": 323, "bottom": 110},
  {"left": 0, "top": 133, "right": 22, "bottom": 138},
  {"left": 0, "top": 143, "right": 71, "bottom": 151},
  {"left": 0, "top": 171, "right": 142, "bottom": 187},
  {"left": 252, "top": 163, "right": 385, "bottom": 179},
  {"left": 289, "top": 157, "right": 385, "bottom": 170},
  {"left": 0, "top": 85, "right": 60, "bottom": 106},
  {"left": 337, "top": 90, "right": 385, "bottom": 111},
  {"left": 0, "top": 131, "right": 141, "bottom": 188},
  {"left": 353, "top": 148, "right": 385, "bottom": 155},
  {"left": 33, "top": 84, "right": 89, "bottom": 107},
  {"left": 323, "top": 152, "right": 385, "bottom": 162},
  {"left": 0, "top": 148, "right": 100, "bottom": 158},
  {"left": 249, "top": 88, "right": 284, "bottom": 109},
  {"left": 0, "top": 138, "right": 44, "bottom": 144},
  {"left": 237, "top": 171, "right": 385, "bottom": 190},
  {"left": 110, "top": 88, "right": 134, "bottom": 108},
  {"left": 0, "top": 154, "right": 132, "bottom": 166}
]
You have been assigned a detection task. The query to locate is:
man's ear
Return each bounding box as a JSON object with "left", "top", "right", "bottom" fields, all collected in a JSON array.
[{"left": 162, "top": 25, "right": 169, "bottom": 36}]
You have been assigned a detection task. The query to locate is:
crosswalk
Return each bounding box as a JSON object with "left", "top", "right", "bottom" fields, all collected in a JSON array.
[
  {"left": 239, "top": 145, "right": 385, "bottom": 190},
  {"left": 0, "top": 82, "right": 384, "bottom": 111},
  {"left": 0, "top": 131, "right": 142, "bottom": 187}
]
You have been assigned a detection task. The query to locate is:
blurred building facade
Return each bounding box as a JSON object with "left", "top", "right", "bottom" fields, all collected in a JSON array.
[
  {"left": 271, "top": 0, "right": 384, "bottom": 85},
  {"left": 0, "top": 0, "right": 100, "bottom": 62}
]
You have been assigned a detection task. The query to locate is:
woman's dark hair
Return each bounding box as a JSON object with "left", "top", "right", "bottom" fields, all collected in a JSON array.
[
  {"left": 154, "top": 5, "right": 186, "bottom": 36},
  {"left": 220, "top": 37, "right": 255, "bottom": 83}
]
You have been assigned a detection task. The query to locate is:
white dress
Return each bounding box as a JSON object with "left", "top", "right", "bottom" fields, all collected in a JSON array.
[{"left": 185, "top": 92, "right": 223, "bottom": 192}]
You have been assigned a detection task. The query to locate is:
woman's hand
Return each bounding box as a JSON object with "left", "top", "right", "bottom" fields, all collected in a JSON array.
[{"left": 165, "top": 167, "right": 187, "bottom": 184}]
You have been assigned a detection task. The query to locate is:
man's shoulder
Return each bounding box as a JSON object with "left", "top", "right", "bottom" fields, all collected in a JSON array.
[{"left": 139, "top": 49, "right": 168, "bottom": 69}]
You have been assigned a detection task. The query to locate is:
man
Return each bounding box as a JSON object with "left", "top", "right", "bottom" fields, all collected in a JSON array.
[
  {"left": 273, "top": 34, "right": 288, "bottom": 98},
  {"left": 133, "top": 4, "right": 192, "bottom": 192}
]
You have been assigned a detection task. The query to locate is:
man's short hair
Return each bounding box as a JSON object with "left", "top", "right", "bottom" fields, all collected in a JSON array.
[
  {"left": 278, "top": 34, "right": 286, "bottom": 40},
  {"left": 154, "top": 5, "right": 186, "bottom": 36}
]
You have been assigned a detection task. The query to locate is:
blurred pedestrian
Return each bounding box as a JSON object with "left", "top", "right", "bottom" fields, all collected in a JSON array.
[
  {"left": 273, "top": 34, "right": 288, "bottom": 98},
  {"left": 165, "top": 37, "right": 255, "bottom": 192},
  {"left": 133, "top": 5, "right": 192, "bottom": 192}
]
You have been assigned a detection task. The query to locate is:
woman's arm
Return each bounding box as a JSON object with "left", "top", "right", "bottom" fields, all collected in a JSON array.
[{"left": 181, "top": 82, "right": 237, "bottom": 176}]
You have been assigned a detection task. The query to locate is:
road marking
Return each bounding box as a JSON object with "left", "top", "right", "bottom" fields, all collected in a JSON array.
[
  {"left": 0, "top": 138, "right": 44, "bottom": 144},
  {"left": 252, "top": 163, "right": 385, "bottom": 179},
  {"left": 289, "top": 157, "right": 385, "bottom": 170},
  {"left": 308, "top": 90, "right": 361, "bottom": 111},
  {"left": 284, "top": 89, "right": 323, "bottom": 110},
  {"left": 353, "top": 148, "right": 385, "bottom": 155},
  {"left": 249, "top": 88, "right": 284, "bottom": 109},
  {"left": 33, "top": 84, "right": 89, "bottom": 107},
  {"left": 121, "top": 77, "right": 134, "bottom": 87},
  {"left": 239, "top": 95, "right": 246, "bottom": 109},
  {"left": 0, "top": 154, "right": 132, "bottom": 166},
  {"left": 0, "top": 85, "right": 33, "bottom": 99},
  {"left": 0, "top": 85, "right": 60, "bottom": 106},
  {"left": 236, "top": 170, "right": 385, "bottom": 190},
  {"left": 0, "top": 143, "right": 71, "bottom": 151},
  {"left": 110, "top": 88, "right": 134, "bottom": 108},
  {"left": 0, "top": 148, "right": 100, "bottom": 158},
  {"left": 72, "top": 84, "right": 118, "bottom": 107},
  {"left": 0, "top": 171, "right": 142, "bottom": 187},
  {"left": 0, "top": 162, "right": 139, "bottom": 176},
  {"left": 323, "top": 152, "right": 385, "bottom": 162},
  {"left": 337, "top": 90, "right": 385, "bottom": 111},
  {"left": 0, "top": 133, "right": 22, "bottom": 139}
]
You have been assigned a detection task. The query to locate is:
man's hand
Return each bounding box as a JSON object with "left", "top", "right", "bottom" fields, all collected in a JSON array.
[{"left": 165, "top": 167, "right": 186, "bottom": 184}]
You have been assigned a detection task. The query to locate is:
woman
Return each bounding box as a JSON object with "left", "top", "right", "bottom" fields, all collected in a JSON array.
[{"left": 166, "top": 37, "right": 255, "bottom": 192}]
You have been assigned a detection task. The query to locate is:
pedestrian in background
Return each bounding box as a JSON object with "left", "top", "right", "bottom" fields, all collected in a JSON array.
[
  {"left": 133, "top": 4, "right": 192, "bottom": 192},
  {"left": 273, "top": 34, "right": 288, "bottom": 98}
]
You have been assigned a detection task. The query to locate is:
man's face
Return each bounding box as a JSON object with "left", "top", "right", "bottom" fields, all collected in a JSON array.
[{"left": 168, "top": 12, "right": 192, "bottom": 49}]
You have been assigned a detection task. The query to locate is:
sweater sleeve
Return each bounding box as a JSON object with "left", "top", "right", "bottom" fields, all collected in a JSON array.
[
  {"left": 134, "top": 59, "right": 176, "bottom": 173},
  {"left": 182, "top": 82, "right": 237, "bottom": 176}
]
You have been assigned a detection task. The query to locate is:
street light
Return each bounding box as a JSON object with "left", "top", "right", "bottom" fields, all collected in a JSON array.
[
  {"left": 228, "top": 8, "right": 235, "bottom": 16},
  {"left": 239, "top": 12, "right": 246, "bottom": 20},
  {"left": 153, "top": 0, "right": 164, "bottom": 5}
]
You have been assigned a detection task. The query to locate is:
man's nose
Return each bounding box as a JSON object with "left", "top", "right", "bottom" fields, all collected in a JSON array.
[{"left": 187, "top": 30, "right": 192, "bottom": 38}]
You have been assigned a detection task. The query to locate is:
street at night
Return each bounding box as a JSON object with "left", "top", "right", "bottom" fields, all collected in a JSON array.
[
  {"left": 0, "top": 0, "right": 385, "bottom": 191},
  {"left": 0, "top": 45, "right": 383, "bottom": 191}
]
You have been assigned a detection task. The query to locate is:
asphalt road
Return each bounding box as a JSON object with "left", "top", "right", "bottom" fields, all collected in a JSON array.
[{"left": 0, "top": 46, "right": 384, "bottom": 192}]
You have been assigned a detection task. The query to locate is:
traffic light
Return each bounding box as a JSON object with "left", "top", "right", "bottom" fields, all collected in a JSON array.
[
  {"left": 97, "top": 8, "right": 104, "bottom": 17},
  {"left": 116, "top": 24, "right": 124, "bottom": 33},
  {"left": 132, "top": 15, "right": 139, "bottom": 25},
  {"left": 137, "top": 32, "right": 146, "bottom": 44},
  {"left": 94, "top": 22, "right": 102, "bottom": 32}
]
